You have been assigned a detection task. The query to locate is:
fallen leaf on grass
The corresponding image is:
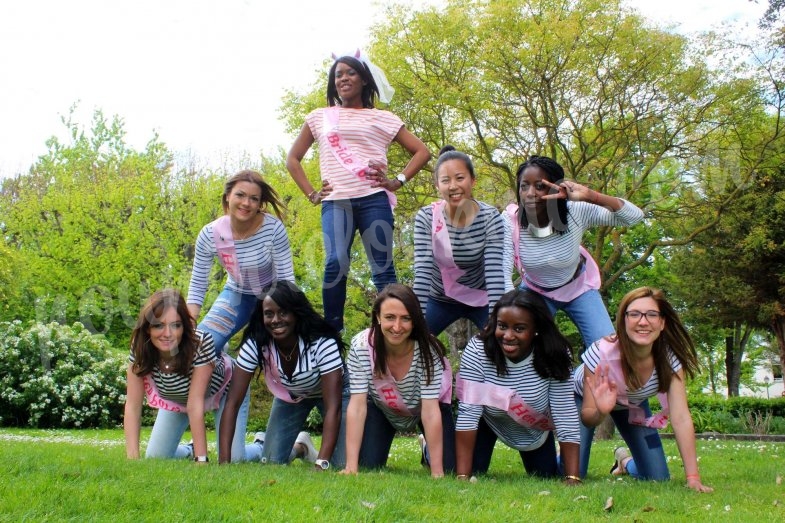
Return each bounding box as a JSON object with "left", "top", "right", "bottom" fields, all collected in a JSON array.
[
  {"left": 361, "top": 501, "right": 376, "bottom": 510},
  {"left": 538, "top": 490, "right": 551, "bottom": 496},
  {"left": 573, "top": 495, "right": 588, "bottom": 502},
  {"left": 773, "top": 500, "right": 781, "bottom": 507},
  {"left": 777, "top": 475, "right": 782, "bottom": 485},
  {"left": 642, "top": 506, "right": 655, "bottom": 512},
  {"left": 262, "top": 479, "right": 276, "bottom": 487},
  {"left": 724, "top": 505, "right": 731, "bottom": 512},
  {"left": 604, "top": 497, "right": 614, "bottom": 511}
]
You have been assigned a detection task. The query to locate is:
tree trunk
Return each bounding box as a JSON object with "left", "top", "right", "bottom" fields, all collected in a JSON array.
[
  {"left": 725, "top": 322, "right": 752, "bottom": 397},
  {"left": 594, "top": 416, "right": 616, "bottom": 440},
  {"left": 773, "top": 313, "right": 785, "bottom": 390},
  {"left": 445, "top": 317, "right": 474, "bottom": 361},
  {"left": 725, "top": 335, "right": 738, "bottom": 396}
]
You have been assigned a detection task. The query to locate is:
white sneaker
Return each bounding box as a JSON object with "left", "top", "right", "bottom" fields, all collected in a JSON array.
[
  {"left": 253, "top": 432, "right": 266, "bottom": 446},
  {"left": 295, "top": 431, "right": 318, "bottom": 463}
]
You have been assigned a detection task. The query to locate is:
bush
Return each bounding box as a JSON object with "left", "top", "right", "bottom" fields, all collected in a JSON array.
[{"left": 0, "top": 320, "right": 126, "bottom": 428}]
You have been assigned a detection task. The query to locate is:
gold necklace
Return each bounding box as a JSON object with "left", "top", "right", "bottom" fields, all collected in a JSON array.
[
  {"left": 160, "top": 358, "right": 176, "bottom": 371},
  {"left": 278, "top": 341, "right": 298, "bottom": 362}
]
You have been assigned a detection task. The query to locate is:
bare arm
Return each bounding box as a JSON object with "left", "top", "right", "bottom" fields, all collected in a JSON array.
[
  {"left": 123, "top": 365, "right": 144, "bottom": 459},
  {"left": 285, "top": 123, "right": 332, "bottom": 203},
  {"left": 669, "top": 369, "right": 713, "bottom": 493},
  {"left": 455, "top": 429, "right": 477, "bottom": 479},
  {"left": 186, "top": 363, "right": 214, "bottom": 463},
  {"left": 317, "top": 368, "right": 343, "bottom": 467},
  {"left": 218, "top": 366, "right": 253, "bottom": 463},
  {"left": 420, "top": 398, "right": 444, "bottom": 478},
  {"left": 340, "top": 393, "right": 367, "bottom": 475}
]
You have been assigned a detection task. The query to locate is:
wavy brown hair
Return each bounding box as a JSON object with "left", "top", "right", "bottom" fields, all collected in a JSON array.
[
  {"left": 130, "top": 289, "right": 198, "bottom": 377},
  {"left": 615, "top": 286, "right": 700, "bottom": 392},
  {"left": 221, "top": 169, "right": 286, "bottom": 220},
  {"left": 367, "top": 284, "right": 446, "bottom": 385}
]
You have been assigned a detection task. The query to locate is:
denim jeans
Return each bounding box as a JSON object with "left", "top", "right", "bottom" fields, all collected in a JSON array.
[
  {"left": 426, "top": 298, "right": 489, "bottom": 336},
  {"left": 519, "top": 285, "right": 614, "bottom": 349},
  {"left": 262, "top": 377, "right": 350, "bottom": 467},
  {"left": 472, "top": 417, "right": 560, "bottom": 477},
  {"left": 145, "top": 384, "right": 251, "bottom": 461},
  {"left": 321, "top": 192, "right": 397, "bottom": 331},
  {"left": 198, "top": 288, "right": 259, "bottom": 357},
  {"left": 575, "top": 394, "right": 669, "bottom": 480},
  {"left": 358, "top": 399, "right": 456, "bottom": 473}
]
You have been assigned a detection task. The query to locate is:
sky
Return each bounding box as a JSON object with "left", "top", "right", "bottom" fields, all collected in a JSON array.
[{"left": 0, "top": 0, "right": 769, "bottom": 179}]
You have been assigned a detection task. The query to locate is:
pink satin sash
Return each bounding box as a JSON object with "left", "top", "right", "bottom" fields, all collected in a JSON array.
[
  {"left": 367, "top": 338, "right": 452, "bottom": 417},
  {"left": 263, "top": 341, "right": 307, "bottom": 404},
  {"left": 505, "top": 203, "right": 600, "bottom": 302},
  {"left": 143, "top": 353, "right": 233, "bottom": 412},
  {"left": 211, "top": 215, "right": 243, "bottom": 285},
  {"left": 597, "top": 338, "right": 670, "bottom": 429},
  {"left": 323, "top": 107, "right": 397, "bottom": 208},
  {"left": 455, "top": 374, "right": 555, "bottom": 431},
  {"left": 430, "top": 200, "right": 489, "bottom": 307}
]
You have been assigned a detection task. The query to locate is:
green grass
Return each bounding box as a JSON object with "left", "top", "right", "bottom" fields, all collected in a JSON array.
[{"left": 0, "top": 429, "right": 783, "bottom": 522}]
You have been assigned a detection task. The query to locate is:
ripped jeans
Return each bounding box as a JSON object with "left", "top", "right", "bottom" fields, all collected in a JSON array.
[{"left": 197, "top": 288, "right": 258, "bottom": 356}]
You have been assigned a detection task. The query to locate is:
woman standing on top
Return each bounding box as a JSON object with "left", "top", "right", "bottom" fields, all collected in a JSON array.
[
  {"left": 413, "top": 146, "right": 508, "bottom": 335},
  {"left": 286, "top": 49, "right": 431, "bottom": 332},
  {"left": 507, "top": 156, "right": 644, "bottom": 348},
  {"left": 187, "top": 170, "right": 294, "bottom": 354}
]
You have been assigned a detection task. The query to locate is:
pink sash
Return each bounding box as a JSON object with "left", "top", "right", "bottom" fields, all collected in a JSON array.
[
  {"left": 597, "top": 338, "right": 670, "bottom": 429},
  {"left": 430, "top": 200, "right": 489, "bottom": 307},
  {"left": 455, "top": 374, "right": 555, "bottom": 431},
  {"left": 143, "top": 353, "right": 233, "bottom": 412},
  {"left": 367, "top": 337, "right": 452, "bottom": 417},
  {"left": 211, "top": 215, "right": 243, "bottom": 285},
  {"left": 505, "top": 203, "right": 600, "bottom": 302},
  {"left": 262, "top": 341, "right": 307, "bottom": 404},
  {"left": 323, "top": 107, "right": 397, "bottom": 208}
]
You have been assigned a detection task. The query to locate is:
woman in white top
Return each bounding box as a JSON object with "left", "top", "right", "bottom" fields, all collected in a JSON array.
[
  {"left": 187, "top": 170, "right": 294, "bottom": 355},
  {"left": 286, "top": 50, "right": 430, "bottom": 332},
  {"left": 576, "top": 286, "right": 712, "bottom": 492},
  {"left": 341, "top": 284, "right": 454, "bottom": 477}
]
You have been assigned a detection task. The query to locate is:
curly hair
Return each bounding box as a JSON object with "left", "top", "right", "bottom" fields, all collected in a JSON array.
[
  {"left": 130, "top": 289, "right": 198, "bottom": 377},
  {"left": 326, "top": 56, "right": 380, "bottom": 108},
  {"left": 478, "top": 289, "right": 573, "bottom": 380},
  {"left": 241, "top": 281, "right": 345, "bottom": 372},
  {"left": 615, "top": 286, "right": 700, "bottom": 392},
  {"left": 368, "top": 283, "right": 446, "bottom": 385},
  {"left": 515, "top": 155, "right": 570, "bottom": 233}
]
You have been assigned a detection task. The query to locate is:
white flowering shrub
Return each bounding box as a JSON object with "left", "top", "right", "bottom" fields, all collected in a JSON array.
[{"left": 0, "top": 320, "right": 126, "bottom": 428}]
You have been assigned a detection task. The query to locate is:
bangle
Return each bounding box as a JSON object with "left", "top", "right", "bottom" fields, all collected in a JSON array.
[
  {"left": 456, "top": 474, "right": 469, "bottom": 480},
  {"left": 307, "top": 190, "right": 318, "bottom": 204},
  {"left": 194, "top": 455, "right": 209, "bottom": 462},
  {"left": 564, "top": 475, "right": 582, "bottom": 483}
]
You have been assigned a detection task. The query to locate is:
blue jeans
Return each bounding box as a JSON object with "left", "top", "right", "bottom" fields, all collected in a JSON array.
[
  {"left": 519, "top": 284, "right": 614, "bottom": 349},
  {"left": 321, "top": 192, "right": 397, "bottom": 331},
  {"left": 198, "top": 288, "right": 259, "bottom": 357},
  {"left": 426, "top": 298, "right": 489, "bottom": 336},
  {"left": 262, "top": 377, "right": 349, "bottom": 467},
  {"left": 576, "top": 395, "right": 669, "bottom": 480},
  {"left": 359, "top": 399, "right": 456, "bottom": 473},
  {"left": 472, "top": 417, "right": 560, "bottom": 478},
  {"left": 145, "top": 385, "right": 251, "bottom": 461}
]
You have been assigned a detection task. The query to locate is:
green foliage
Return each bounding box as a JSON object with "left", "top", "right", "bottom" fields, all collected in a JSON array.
[{"left": 0, "top": 320, "right": 126, "bottom": 428}]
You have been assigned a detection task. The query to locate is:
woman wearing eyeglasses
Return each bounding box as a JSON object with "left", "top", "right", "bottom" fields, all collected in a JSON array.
[{"left": 574, "top": 287, "right": 712, "bottom": 492}]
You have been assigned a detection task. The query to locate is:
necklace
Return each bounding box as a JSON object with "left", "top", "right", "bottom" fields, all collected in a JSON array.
[
  {"left": 278, "top": 341, "right": 298, "bottom": 362},
  {"left": 160, "top": 358, "right": 176, "bottom": 371}
]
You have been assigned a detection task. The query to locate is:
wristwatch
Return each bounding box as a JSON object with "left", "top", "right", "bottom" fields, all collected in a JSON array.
[
  {"left": 395, "top": 173, "right": 407, "bottom": 186},
  {"left": 315, "top": 459, "right": 330, "bottom": 470}
]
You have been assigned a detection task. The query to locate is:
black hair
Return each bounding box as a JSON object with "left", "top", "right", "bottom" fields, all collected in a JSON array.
[
  {"left": 326, "top": 56, "right": 379, "bottom": 108},
  {"left": 478, "top": 289, "right": 573, "bottom": 380},
  {"left": 241, "top": 281, "right": 346, "bottom": 371},
  {"left": 433, "top": 145, "right": 476, "bottom": 181},
  {"left": 515, "top": 155, "right": 570, "bottom": 232}
]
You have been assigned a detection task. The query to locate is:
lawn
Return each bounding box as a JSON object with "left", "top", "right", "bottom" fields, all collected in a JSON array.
[{"left": 0, "top": 428, "right": 783, "bottom": 522}]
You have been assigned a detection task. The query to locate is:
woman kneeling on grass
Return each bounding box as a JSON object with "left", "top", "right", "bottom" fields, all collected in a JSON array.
[
  {"left": 218, "top": 281, "right": 346, "bottom": 470},
  {"left": 575, "top": 286, "right": 713, "bottom": 492},
  {"left": 341, "top": 284, "right": 455, "bottom": 477},
  {"left": 455, "top": 289, "right": 581, "bottom": 484},
  {"left": 124, "top": 289, "right": 249, "bottom": 462}
]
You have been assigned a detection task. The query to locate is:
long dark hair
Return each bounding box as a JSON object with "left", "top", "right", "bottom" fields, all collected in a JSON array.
[
  {"left": 241, "top": 281, "right": 345, "bottom": 371},
  {"left": 326, "top": 56, "right": 379, "bottom": 108},
  {"left": 130, "top": 289, "right": 198, "bottom": 377},
  {"left": 615, "top": 286, "right": 700, "bottom": 392},
  {"left": 515, "top": 155, "right": 570, "bottom": 233},
  {"left": 222, "top": 169, "right": 286, "bottom": 220},
  {"left": 368, "top": 284, "right": 446, "bottom": 385},
  {"left": 478, "top": 289, "right": 573, "bottom": 380}
]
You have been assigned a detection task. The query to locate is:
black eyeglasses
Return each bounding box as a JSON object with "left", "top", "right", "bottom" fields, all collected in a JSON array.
[{"left": 625, "top": 310, "right": 661, "bottom": 321}]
